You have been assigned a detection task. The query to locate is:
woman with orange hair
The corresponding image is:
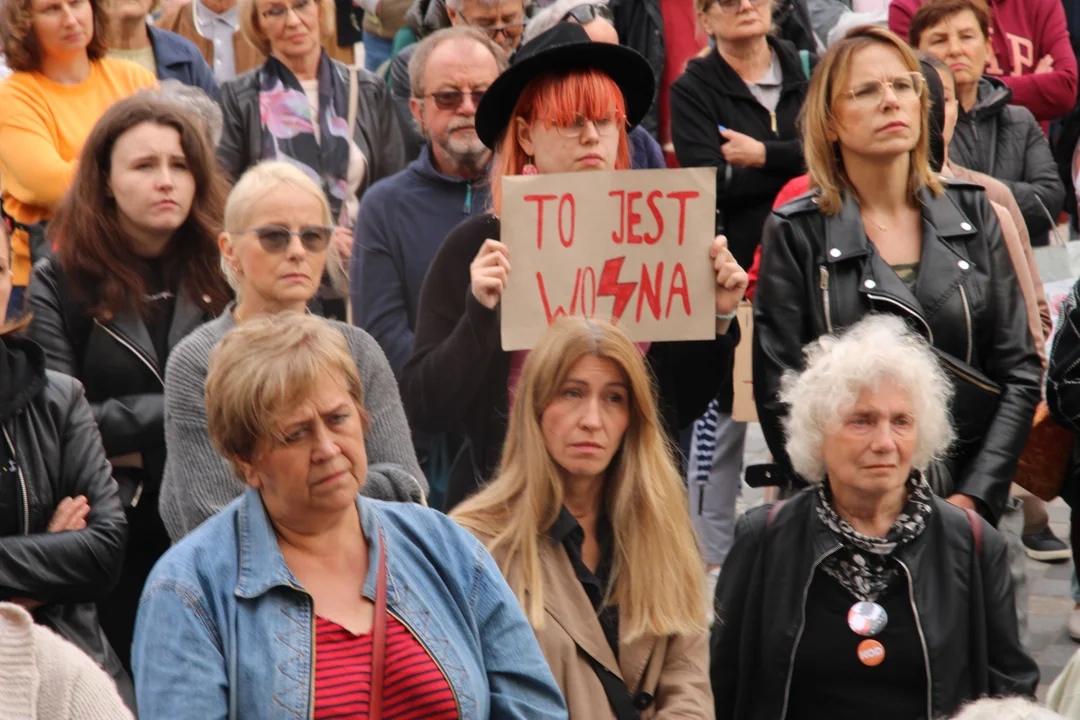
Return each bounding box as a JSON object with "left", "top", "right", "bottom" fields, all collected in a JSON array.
[{"left": 401, "top": 22, "right": 748, "bottom": 512}]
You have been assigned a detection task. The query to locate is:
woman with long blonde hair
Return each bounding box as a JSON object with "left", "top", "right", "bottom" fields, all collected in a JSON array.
[{"left": 453, "top": 316, "right": 714, "bottom": 719}]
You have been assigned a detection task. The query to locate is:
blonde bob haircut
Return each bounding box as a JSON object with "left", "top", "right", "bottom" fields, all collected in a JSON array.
[
  {"left": 452, "top": 318, "right": 707, "bottom": 641},
  {"left": 802, "top": 25, "right": 943, "bottom": 215},
  {"left": 779, "top": 314, "right": 955, "bottom": 484},
  {"left": 220, "top": 161, "right": 334, "bottom": 294},
  {"left": 205, "top": 313, "right": 369, "bottom": 479},
  {"left": 238, "top": 0, "right": 336, "bottom": 58}
]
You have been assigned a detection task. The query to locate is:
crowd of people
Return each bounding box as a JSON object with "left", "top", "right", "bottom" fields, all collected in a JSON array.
[{"left": 4, "top": 0, "right": 1080, "bottom": 716}]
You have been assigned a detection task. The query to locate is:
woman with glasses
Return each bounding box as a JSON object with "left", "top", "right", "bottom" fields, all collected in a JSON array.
[
  {"left": 25, "top": 94, "right": 231, "bottom": 671},
  {"left": 217, "top": 0, "right": 406, "bottom": 274},
  {"left": 752, "top": 26, "right": 1041, "bottom": 529},
  {"left": 402, "top": 23, "right": 747, "bottom": 512},
  {"left": 158, "top": 161, "right": 425, "bottom": 543}
]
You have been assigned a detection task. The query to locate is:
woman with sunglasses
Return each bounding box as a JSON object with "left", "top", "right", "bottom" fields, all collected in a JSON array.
[
  {"left": 217, "top": 0, "right": 406, "bottom": 273},
  {"left": 25, "top": 94, "right": 231, "bottom": 671},
  {"left": 158, "top": 161, "right": 425, "bottom": 544},
  {"left": 752, "top": 26, "right": 1041, "bottom": 528},
  {"left": 402, "top": 23, "right": 746, "bottom": 512}
]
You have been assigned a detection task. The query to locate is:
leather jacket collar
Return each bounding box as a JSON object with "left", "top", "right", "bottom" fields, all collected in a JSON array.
[{"left": 96, "top": 284, "right": 208, "bottom": 376}]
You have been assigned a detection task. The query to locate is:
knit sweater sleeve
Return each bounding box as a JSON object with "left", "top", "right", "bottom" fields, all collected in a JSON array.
[
  {"left": 160, "top": 322, "right": 247, "bottom": 543},
  {"left": 66, "top": 655, "right": 136, "bottom": 720},
  {"left": 337, "top": 322, "right": 428, "bottom": 503}
]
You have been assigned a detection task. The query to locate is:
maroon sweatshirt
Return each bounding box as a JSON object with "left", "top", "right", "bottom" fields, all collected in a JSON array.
[{"left": 889, "top": 0, "right": 1078, "bottom": 124}]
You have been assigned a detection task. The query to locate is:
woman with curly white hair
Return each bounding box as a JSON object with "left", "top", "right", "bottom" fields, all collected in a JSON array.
[{"left": 711, "top": 314, "right": 1038, "bottom": 720}]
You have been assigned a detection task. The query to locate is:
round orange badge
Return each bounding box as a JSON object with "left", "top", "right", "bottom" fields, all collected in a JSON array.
[{"left": 857, "top": 639, "right": 885, "bottom": 667}]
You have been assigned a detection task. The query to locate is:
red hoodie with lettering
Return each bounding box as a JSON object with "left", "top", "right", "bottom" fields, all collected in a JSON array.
[{"left": 889, "top": 0, "right": 1078, "bottom": 124}]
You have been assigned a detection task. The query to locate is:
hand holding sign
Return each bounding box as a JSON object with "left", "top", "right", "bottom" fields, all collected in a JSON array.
[
  {"left": 471, "top": 239, "right": 512, "bottom": 310},
  {"left": 712, "top": 234, "right": 748, "bottom": 316}
]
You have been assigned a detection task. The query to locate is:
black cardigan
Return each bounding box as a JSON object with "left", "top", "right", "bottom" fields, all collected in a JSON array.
[{"left": 401, "top": 213, "right": 738, "bottom": 511}]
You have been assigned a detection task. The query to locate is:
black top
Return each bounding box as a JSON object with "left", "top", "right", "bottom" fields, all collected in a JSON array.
[
  {"left": 550, "top": 505, "right": 619, "bottom": 659},
  {"left": 0, "top": 443, "right": 17, "bottom": 537},
  {"left": 786, "top": 569, "right": 927, "bottom": 720},
  {"left": 141, "top": 257, "right": 177, "bottom": 369}
]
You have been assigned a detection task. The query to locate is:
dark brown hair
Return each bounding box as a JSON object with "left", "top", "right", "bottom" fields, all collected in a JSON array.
[
  {"left": 49, "top": 92, "right": 231, "bottom": 320},
  {"left": 908, "top": 0, "right": 990, "bottom": 48},
  {"left": 0, "top": 0, "right": 110, "bottom": 72}
]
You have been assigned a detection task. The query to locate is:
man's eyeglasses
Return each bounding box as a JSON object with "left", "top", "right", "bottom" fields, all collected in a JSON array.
[
  {"left": 259, "top": 0, "right": 318, "bottom": 21},
  {"left": 708, "top": 0, "right": 768, "bottom": 14},
  {"left": 423, "top": 90, "right": 486, "bottom": 111},
  {"left": 235, "top": 225, "right": 334, "bottom": 253},
  {"left": 843, "top": 72, "right": 924, "bottom": 108},
  {"left": 561, "top": 4, "right": 614, "bottom": 24},
  {"left": 457, "top": 11, "right": 526, "bottom": 39}
]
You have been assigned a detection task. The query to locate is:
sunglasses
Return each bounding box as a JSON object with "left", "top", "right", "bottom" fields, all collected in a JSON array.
[
  {"left": 236, "top": 225, "right": 334, "bottom": 253},
  {"left": 424, "top": 90, "right": 486, "bottom": 110},
  {"left": 561, "top": 4, "right": 614, "bottom": 23}
]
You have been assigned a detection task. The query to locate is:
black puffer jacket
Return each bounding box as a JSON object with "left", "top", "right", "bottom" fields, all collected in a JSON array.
[
  {"left": 948, "top": 77, "right": 1065, "bottom": 245},
  {"left": 0, "top": 334, "right": 131, "bottom": 706},
  {"left": 752, "top": 182, "right": 1042, "bottom": 523},
  {"left": 217, "top": 57, "right": 406, "bottom": 194},
  {"left": 712, "top": 488, "right": 1039, "bottom": 720}
]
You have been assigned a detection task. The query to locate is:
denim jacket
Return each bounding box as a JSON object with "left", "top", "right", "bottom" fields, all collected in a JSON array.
[{"left": 132, "top": 489, "right": 567, "bottom": 719}]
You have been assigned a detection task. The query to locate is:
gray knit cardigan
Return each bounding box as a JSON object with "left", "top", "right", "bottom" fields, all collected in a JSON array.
[{"left": 158, "top": 309, "right": 427, "bottom": 543}]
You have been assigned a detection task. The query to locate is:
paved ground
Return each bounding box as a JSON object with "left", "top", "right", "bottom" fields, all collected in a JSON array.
[{"left": 736, "top": 423, "right": 1079, "bottom": 700}]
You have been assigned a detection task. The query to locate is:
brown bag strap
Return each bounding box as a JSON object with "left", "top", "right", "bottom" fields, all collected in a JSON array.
[{"left": 369, "top": 532, "right": 388, "bottom": 720}]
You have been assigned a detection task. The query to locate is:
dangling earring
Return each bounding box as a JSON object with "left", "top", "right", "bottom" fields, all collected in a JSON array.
[{"left": 523, "top": 156, "right": 538, "bottom": 175}]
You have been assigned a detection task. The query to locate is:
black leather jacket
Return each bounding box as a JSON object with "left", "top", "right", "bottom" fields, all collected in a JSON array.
[
  {"left": 26, "top": 256, "right": 216, "bottom": 496},
  {"left": 0, "top": 335, "right": 131, "bottom": 705},
  {"left": 712, "top": 488, "right": 1039, "bottom": 720},
  {"left": 752, "top": 182, "right": 1042, "bottom": 523},
  {"left": 217, "top": 57, "right": 407, "bottom": 194}
]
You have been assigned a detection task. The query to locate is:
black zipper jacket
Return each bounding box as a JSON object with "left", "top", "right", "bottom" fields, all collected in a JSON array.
[
  {"left": 712, "top": 488, "right": 1039, "bottom": 719},
  {"left": 670, "top": 36, "right": 809, "bottom": 269},
  {"left": 752, "top": 182, "right": 1042, "bottom": 523}
]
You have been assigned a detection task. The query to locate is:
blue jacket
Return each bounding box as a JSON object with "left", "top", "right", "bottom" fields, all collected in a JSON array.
[
  {"left": 131, "top": 489, "right": 567, "bottom": 720},
  {"left": 630, "top": 124, "right": 666, "bottom": 170},
  {"left": 147, "top": 25, "right": 219, "bottom": 101},
  {"left": 350, "top": 146, "right": 490, "bottom": 379}
]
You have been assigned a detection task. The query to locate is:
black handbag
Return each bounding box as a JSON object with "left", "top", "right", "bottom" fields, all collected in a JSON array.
[{"left": 930, "top": 346, "right": 1001, "bottom": 446}]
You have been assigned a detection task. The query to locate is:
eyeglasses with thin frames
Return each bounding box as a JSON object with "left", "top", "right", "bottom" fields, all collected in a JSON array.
[
  {"left": 708, "top": 0, "right": 769, "bottom": 14},
  {"left": 259, "top": 0, "right": 318, "bottom": 22},
  {"left": 423, "top": 90, "right": 486, "bottom": 111},
  {"left": 553, "top": 112, "right": 625, "bottom": 138},
  {"left": 843, "top": 72, "right": 924, "bottom": 108},
  {"left": 457, "top": 10, "right": 526, "bottom": 39},
  {"left": 234, "top": 225, "right": 334, "bottom": 253}
]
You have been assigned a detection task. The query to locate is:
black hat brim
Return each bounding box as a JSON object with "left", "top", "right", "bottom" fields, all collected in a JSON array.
[{"left": 475, "top": 42, "right": 656, "bottom": 150}]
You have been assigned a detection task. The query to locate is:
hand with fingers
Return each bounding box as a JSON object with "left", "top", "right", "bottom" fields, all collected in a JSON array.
[
  {"left": 1035, "top": 54, "right": 1054, "bottom": 75},
  {"left": 9, "top": 496, "right": 92, "bottom": 612},
  {"left": 331, "top": 226, "right": 354, "bottom": 263},
  {"left": 470, "top": 239, "right": 511, "bottom": 310},
  {"left": 719, "top": 127, "right": 766, "bottom": 168},
  {"left": 711, "top": 234, "right": 748, "bottom": 332}
]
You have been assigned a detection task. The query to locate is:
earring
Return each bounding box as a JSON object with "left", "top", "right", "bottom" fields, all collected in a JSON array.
[{"left": 523, "top": 156, "right": 538, "bottom": 175}]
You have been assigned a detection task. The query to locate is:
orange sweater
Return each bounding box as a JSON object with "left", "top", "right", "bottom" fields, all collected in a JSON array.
[{"left": 0, "top": 58, "right": 157, "bottom": 285}]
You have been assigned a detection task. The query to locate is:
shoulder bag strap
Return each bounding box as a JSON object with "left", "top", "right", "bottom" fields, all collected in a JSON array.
[
  {"left": 580, "top": 651, "right": 642, "bottom": 720},
  {"left": 347, "top": 66, "right": 360, "bottom": 137},
  {"left": 369, "top": 531, "right": 389, "bottom": 720}
]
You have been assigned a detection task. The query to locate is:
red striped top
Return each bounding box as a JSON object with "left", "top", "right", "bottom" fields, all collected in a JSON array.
[{"left": 313, "top": 614, "right": 459, "bottom": 719}]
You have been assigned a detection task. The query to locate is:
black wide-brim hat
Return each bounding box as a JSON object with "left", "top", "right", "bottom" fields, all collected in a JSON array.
[{"left": 475, "top": 22, "right": 656, "bottom": 150}]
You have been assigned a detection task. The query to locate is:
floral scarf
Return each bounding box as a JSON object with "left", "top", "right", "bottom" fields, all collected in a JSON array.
[
  {"left": 815, "top": 473, "right": 933, "bottom": 602},
  {"left": 258, "top": 51, "right": 351, "bottom": 225}
]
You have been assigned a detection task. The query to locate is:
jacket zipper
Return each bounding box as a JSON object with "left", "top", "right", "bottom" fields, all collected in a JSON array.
[
  {"left": 387, "top": 607, "right": 463, "bottom": 719},
  {"left": 93, "top": 319, "right": 164, "bottom": 387},
  {"left": 941, "top": 362, "right": 1001, "bottom": 394},
  {"left": 897, "top": 559, "right": 933, "bottom": 719},
  {"left": 2, "top": 426, "right": 29, "bottom": 536},
  {"left": 959, "top": 285, "right": 973, "bottom": 364},
  {"left": 866, "top": 294, "right": 934, "bottom": 344},
  {"left": 780, "top": 546, "right": 840, "bottom": 719},
  {"left": 769, "top": 110, "right": 777, "bottom": 134},
  {"left": 819, "top": 266, "right": 833, "bottom": 334}
]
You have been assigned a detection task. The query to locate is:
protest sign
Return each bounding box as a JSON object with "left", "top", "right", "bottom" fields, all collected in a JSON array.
[{"left": 499, "top": 167, "right": 718, "bottom": 351}]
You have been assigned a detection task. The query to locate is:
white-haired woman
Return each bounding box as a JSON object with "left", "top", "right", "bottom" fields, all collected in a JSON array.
[
  {"left": 158, "top": 161, "right": 425, "bottom": 543},
  {"left": 954, "top": 698, "right": 1063, "bottom": 720},
  {"left": 712, "top": 314, "right": 1038, "bottom": 720}
]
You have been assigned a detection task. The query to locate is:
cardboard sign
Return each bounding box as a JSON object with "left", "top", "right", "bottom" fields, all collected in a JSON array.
[
  {"left": 499, "top": 168, "right": 718, "bottom": 351},
  {"left": 731, "top": 301, "right": 757, "bottom": 423}
]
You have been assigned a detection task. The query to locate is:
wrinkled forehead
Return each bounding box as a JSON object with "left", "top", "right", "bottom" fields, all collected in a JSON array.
[{"left": 831, "top": 41, "right": 915, "bottom": 96}]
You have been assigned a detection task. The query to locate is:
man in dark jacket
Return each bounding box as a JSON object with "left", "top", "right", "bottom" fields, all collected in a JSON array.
[{"left": 913, "top": 1, "right": 1066, "bottom": 245}]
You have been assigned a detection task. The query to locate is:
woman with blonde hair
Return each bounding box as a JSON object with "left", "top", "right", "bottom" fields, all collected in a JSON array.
[
  {"left": 751, "top": 25, "right": 1041, "bottom": 527},
  {"left": 453, "top": 316, "right": 714, "bottom": 718}
]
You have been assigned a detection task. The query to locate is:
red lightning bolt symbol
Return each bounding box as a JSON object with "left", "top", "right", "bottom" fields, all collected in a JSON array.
[{"left": 597, "top": 257, "right": 637, "bottom": 323}]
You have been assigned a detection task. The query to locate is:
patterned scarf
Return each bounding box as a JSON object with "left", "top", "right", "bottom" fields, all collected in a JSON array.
[
  {"left": 815, "top": 474, "right": 933, "bottom": 602},
  {"left": 258, "top": 51, "right": 351, "bottom": 225}
]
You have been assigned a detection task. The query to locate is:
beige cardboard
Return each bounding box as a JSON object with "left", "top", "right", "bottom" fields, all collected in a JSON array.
[
  {"left": 499, "top": 167, "right": 718, "bottom": 351},
  {"left": 731, "top": 301, "right": 757, "bottom": 423}
]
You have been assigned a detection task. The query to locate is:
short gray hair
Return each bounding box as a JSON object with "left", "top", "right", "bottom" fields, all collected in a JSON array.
[
  {"left": 950, "top": 698, "right": 1063, "bottom": 720},
  {"left": 779, "top": 314, "right": 955, "bottom": 484},
  {"left": 156, "top": 80, "right": 224, "bottom": 146},
  {"left": 522, "top": 0, "right": 608, "bottom": 43},
  {"left": 446, "top": 0, "right": 530, "bottom": 12},
  {"left": 408, "top": 26, "right": 509, "bottom": 98}
]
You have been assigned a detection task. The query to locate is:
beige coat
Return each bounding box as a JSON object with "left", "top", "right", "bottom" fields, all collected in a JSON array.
[
  {"left": 156, "top": 4, "right": 266, "bottom": 78},
  {"left": 477, "top": 532, "right": 714, "bottom": 719}
]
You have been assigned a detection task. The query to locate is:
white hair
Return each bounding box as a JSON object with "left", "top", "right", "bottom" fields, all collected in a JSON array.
[
  {"left": 779, "top": 314, "right": 955, "bottom": 484},
  {"left": 522, "top": 0, "right": 608, "bottom": 43},
  {"left": 155, "top": 80, "right": 224, "bottom": 146},
  {"left": 950, "top": 698, "right": 1064, "bottom": 720}
]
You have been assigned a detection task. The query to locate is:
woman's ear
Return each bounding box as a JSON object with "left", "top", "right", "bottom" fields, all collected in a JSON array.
[
  {"left": 515, "top": 116, "right": 536, "bottom": 157},
  {"left": 237, "top": 458, "right": 263, "bottom": 490},
  {"left": 219, "top": 233, "right": 239, "bottom": 271}
]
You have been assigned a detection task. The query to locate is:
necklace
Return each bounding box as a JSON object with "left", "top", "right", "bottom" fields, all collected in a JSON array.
[{"left": 860, "top": 211, "right": 888, "bottom": 232}]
